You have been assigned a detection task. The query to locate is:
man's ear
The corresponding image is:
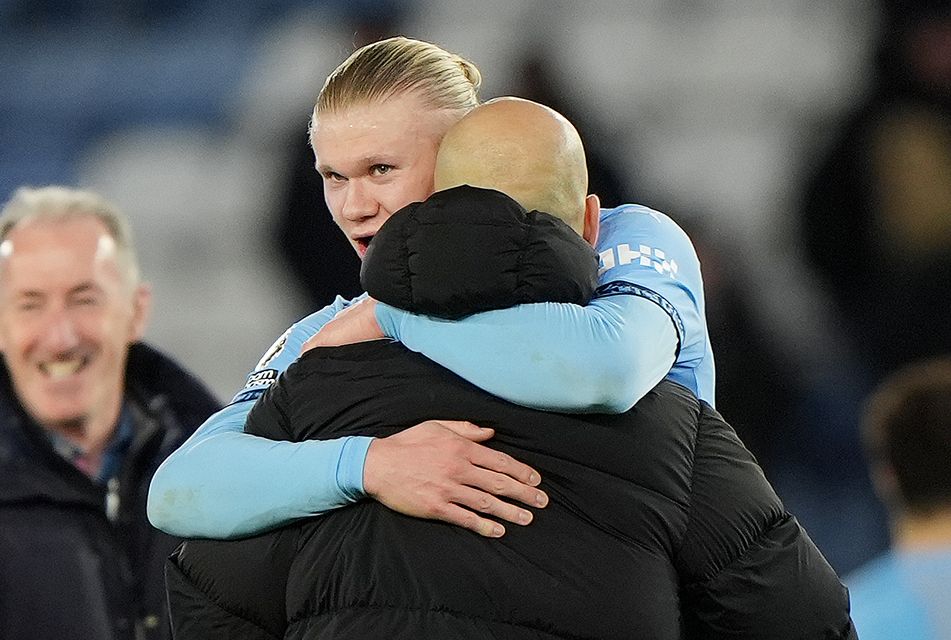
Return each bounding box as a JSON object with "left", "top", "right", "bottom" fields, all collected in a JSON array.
[
  {"left": 130, "top": 282, "right": 153, "bottom": 343},
  {"left": 582, "top": 194, "right": 601, "bottom": 248}
]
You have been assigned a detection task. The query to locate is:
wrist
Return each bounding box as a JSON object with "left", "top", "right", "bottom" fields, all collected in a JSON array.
[
  {"left": 336, "top": 435, "right": 375, "bottom": 501},
  {"left": 361, "top": 437, "right": 388, "bottom": 500}
]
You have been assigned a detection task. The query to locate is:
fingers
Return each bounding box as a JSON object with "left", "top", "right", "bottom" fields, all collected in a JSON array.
[
  {"left": 452, "top": 483, "right": 538, "bottom": 526},
  {"left": 301, "top": 298, "right": 385, "bottom": 353},
  {"left": 402, "top": 481, "right": 541, "bottom": 538},
  {"left": 460, "top": 464, "right": 549, "bottom": 510},
  {"left": 435, "top": 503, "right": 506, "bottom": 538},
  {"left": 465, "top": 439, "right": 543, "bottom": 488},
  {"left": 425, "top": 420, "right": 547, "bottom": 506},
  {"left": 433, "top": 419, "right": 495, "bottom": 443},
  {"left": 363, "top": 419, "right": 548, "bottom": 538},
  {"left": 433, "top": 480, "right": 544, "bottom": 537}
]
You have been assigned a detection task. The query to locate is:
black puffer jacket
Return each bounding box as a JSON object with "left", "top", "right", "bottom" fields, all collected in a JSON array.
[
  {"left": 361, "top": 185, "right": 600, "bottom": 319},
  {"left": 167, "top": 187, "right": 855, "bottom": 639},
  {"left": 169, "top": 350, "right": 854, "bottom": 640},
  {"left": 0, "top": 343, "right": 220, "bottom": 640}
]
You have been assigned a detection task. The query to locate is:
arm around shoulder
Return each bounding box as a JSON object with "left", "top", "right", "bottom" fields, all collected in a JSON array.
[
  {"left": 147, "top": 301, "right": 367, "bottom": 539},
  {"left": 378, "top": 293, "right": 677, "bottom": 414},
  {"left": 147, "top": 401, "right": 372, "bottom": 539}
]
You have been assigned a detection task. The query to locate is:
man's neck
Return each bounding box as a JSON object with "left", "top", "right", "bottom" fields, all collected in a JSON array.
[
  {"left": 45, "top": 406, "right": 122, "bottom": 474},
  {"left": 894, "top": 508, "right": 951, "bottom": 551}
]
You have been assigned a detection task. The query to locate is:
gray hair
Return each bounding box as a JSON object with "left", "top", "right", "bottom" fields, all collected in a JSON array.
[{"left": 0, "top": 186, "right": 141, "bottom": 287}]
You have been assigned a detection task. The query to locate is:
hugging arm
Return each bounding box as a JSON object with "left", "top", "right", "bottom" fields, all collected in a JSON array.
[
  {"left": 356, "top": 203, "right": 703, "bottom": 413},
  {"left": 150, "top": 191, "right": 661, "bottom": 540},
  {"left": 147, "top": 298, "right": 372, "bottom": 539},
  {"left": 146, "top": 400, "right": 372, "bottom": 539},
  {"left": 376, "top": 295, "right": 677, "bottom": 413},
  {"left": 148, "top": 293, "right": 544, "bottom": 540}
]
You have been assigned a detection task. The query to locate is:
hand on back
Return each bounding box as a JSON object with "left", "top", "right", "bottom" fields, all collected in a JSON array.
[
  {"left": 303, "top": 302, "right": 549, "bottom": 535},
  {"left": 363, "top": 420, "right": 548, "bottom": 537}
]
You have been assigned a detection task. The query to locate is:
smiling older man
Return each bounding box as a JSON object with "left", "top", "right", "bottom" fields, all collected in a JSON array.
[{"left": 0, "top": 186, "right": 220, "bottom": 640}]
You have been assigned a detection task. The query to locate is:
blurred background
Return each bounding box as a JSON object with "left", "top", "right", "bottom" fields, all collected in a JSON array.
[{"left": 2, "top": 0, "right": 950, "bottom": 578}]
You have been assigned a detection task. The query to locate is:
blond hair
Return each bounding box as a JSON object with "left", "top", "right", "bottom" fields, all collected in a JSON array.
[
  {"left": 0, "top": 186, "right": 141, "bottom": 287},
  {"left": 315, "top": 36, "right": 481, "bottom": 118}
]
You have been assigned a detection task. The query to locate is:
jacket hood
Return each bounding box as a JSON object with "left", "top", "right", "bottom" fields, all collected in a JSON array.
[{"left": 361, "top": 185, "right": 599, "bottom": 320}]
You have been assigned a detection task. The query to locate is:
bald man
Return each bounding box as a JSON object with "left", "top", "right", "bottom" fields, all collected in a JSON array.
[
  {"left": 165, "top": 99, "right": 855, "bottom": 640},
  {"left": 434, "top": 97, "right": 598, "bottom": 233}
]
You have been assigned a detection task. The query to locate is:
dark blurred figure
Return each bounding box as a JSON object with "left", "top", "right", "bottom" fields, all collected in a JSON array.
[
  {"left": 679, "top": 220, "right": 800, "bottom": 477},
  {"left": 277, "top": 131, "right": 363, "bottom": 309},
  {"left": 800, "top": 0, "right": 951, "bottom": 382},
  {"left": 846, "top": 357, "right": 951, "bottom": 638},
  {"left": 512, "top": 50, "right": 635, "bottom": 208},
  {"left": 788, "top": 1, "right": 951, "bottom": 576}
]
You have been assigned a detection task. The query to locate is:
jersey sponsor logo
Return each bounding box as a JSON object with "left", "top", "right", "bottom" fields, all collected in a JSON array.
[
  {"left": 234, "top": 368, "right": 279, "bottom": 399},
  {"left": 244, "top": 368, "right": 277, "bottom": 388},
  {"left": 599, "top": 244, "right": 679, "bottom": 279},
  {"left": 256, "top": 328, "right": 291, "bottom": 370},
  {"left": 230, "top": 388, "right": 267, "bottom": 405}
]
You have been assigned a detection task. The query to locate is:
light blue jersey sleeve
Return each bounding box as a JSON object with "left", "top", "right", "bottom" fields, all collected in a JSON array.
[
  {"left": 147, "top": 295, "right": 374, "bottom": 539},
  {"left": 376, "top": 204, "right": 713, "bottom": 412},
  {"left": 377, "top": 296, "right": 674, "bottom": 414},
  {"left": 594, "top": 205, "right": 715, "bottom": 405}
]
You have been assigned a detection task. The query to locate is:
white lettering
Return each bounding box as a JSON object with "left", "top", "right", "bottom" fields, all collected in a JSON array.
[
  {"left": 598, "top": 243, "right": 679, "bottom": 281},
  {"left": 638, "top": 245, "right": 652, "bottom": 266},
  {"left": 598, "top": 248, "right": 616, "bottom": 275},
  {"left": 616, "top": 243, "right": 639, "bottom": 266}
]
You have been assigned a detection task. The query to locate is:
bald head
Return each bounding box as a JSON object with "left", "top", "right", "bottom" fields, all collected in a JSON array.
[{"left": 434, "top": 97, "right": 590, "bottom": 233}]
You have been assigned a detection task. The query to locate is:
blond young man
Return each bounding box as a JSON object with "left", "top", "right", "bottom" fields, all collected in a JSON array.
[{"left": 149, "top": 36, "right": 709, "bottom": 541}]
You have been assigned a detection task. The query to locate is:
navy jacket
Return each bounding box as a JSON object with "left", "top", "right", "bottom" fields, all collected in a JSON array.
[{"left": 0, "top": 343, "right": 219, "bottom": 640}]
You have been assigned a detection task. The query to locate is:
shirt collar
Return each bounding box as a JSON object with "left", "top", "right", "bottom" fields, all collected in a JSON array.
[{"left": 48, "top": 403, "right": 136, "bottom": 485}]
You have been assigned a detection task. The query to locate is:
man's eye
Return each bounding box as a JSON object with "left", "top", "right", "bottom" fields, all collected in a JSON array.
[
  {"left": 371, "top": 165, "right": 393, "bottom": 176},
  {"left": 323, "top": 172, "right": 346, "bottom": 183}
]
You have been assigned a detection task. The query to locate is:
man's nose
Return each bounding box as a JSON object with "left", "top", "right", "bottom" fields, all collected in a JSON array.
[
  {"left": 40, "top": 311, "right": 81, "bottom": 353},
  {"left": 339, "top": 180, "right": 379, "bottom": 222}
]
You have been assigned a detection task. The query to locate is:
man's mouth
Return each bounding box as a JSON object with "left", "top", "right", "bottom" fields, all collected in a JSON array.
[
  {"left": 354, "top": 235, "right": 374, "bottom": 257},
  {"left": 39, "top": 356, "right": 89, "bottom": 380}
]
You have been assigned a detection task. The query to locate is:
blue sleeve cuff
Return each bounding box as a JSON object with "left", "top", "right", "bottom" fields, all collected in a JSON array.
[
  {"left": 336, "top": 435, "right": 374, "bottom": 500},
  {"left": 376, "top": 301, "right": 407, "bottom": 339}
]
